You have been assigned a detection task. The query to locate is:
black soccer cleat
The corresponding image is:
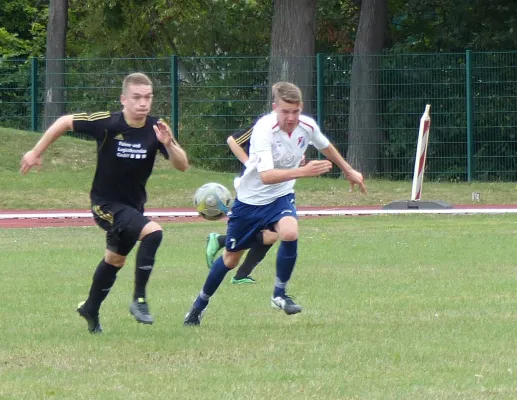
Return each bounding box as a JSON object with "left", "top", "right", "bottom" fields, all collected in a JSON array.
[
  {"left": 130, "top": 298, "right": 154, "bottom": 324},
  {"left": 184, "top": 305, "right": 204, "bottom": 326},
  {"left": 77, "top": 301, "right": 102, "bottom": 333},
  {"left": 271, "top": 294, "right": 302, "bottom": 315}
]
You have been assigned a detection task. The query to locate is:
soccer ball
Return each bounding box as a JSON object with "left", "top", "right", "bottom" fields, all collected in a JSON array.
[{"left": 193, "top": 182, "right": 232, "bottom": 221}]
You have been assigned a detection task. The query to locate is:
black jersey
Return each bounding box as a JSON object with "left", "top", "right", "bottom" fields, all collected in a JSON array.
[
  {"left": 231, "top": 125, "right": 253, "bottom": 176},
  {"left": 231, "top": 125, "right": 253, "bottom": 155},
  {"left": 73, "top": 111, "right": 168, "bottom": 210}
]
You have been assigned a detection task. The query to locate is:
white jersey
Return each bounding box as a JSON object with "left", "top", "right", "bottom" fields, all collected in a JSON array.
[{"left": 235, "top": 113, "right": 330, "bottom": 205}]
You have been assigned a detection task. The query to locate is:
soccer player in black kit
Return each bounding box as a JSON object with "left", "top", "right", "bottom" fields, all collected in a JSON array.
[{"left": 20, "top": 72, "right": 189, "bottom": 333}]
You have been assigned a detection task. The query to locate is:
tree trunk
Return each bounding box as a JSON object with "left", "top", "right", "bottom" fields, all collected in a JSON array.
[
  {"left": 44, "top": 0, "right": 68, "bottom": 129},
  {"left": 268, "top": 0, "right": 317, "bottom": 113},
  {"left": 346, "top": 0, "right": 387, "bottom": 175}
]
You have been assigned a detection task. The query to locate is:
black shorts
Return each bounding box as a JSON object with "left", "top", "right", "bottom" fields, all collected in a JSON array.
[{"left": 91, "top": 202, "right": 150, "bottom": 256}]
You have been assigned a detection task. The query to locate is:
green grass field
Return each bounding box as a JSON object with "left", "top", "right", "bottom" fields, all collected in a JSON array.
[
  {"left": 2, "top": 215, "right": 517, "bottom": 399},
  {"left": 2, "top": 127, "right": 517, "bottom": 399}
]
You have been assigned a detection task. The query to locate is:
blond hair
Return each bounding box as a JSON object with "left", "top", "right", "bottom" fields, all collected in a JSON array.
[
  {"left": 122, "top": 72, "right": 153, "bottom": 94},
  {"left": 272, "top": 82, "right": 302, "bottom": 104}
]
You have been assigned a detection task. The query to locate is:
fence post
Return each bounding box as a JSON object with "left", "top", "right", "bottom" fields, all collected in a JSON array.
[
  {"left": 170, "top": 55, "right": 179, "bottom": 140},
  {"left": 31, "top": 57, "right": 38, "bottom": 132},
  {"left": 316, "top": 53, "right": 325, "bottom": 160},
  {"left": 465, "top": 49, "right": 474, "bottom": 181},
  {"left": 316, "top": 53, "right": 325, "bottom": 130}
]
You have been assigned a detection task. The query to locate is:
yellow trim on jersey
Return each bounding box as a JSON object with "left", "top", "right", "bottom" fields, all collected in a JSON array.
[
  {"left": 235, "top": 128, "right": 252, "bottom": 146},
  {"left": 73, "top": 111, "right": 111, "bottom": 122},
  {"left": 92, "top": 205, "right": 114, "bottom": 225}
]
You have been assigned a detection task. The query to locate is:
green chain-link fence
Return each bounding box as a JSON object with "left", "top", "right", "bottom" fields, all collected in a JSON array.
[{"left": 1, "top": 51, "right": 516, "bottom": 180}]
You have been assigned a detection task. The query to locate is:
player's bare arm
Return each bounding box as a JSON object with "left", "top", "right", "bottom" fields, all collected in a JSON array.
[
  {"left": 260, "top": 160, "right": 332, "bottom": 185},
  {"left": 227, "top": 136, "right": 249, "bottom": 165},
  {"left": 153, "top": 120, "right": 189, "bottom": 171},
  {"left": 319, "top": 144, "right": 367, "bottom": 194},
  {"left": 20, "top": 115, "right": 74, "bottom": 175}
]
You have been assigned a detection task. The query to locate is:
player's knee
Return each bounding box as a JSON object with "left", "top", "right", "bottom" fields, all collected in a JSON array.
[
  {"left": 279, "top": 230, "right": 298, "bottom": 242},
  {"left": 222, "top": 250, "right": 241, "bottom": 269},
  {"left": 137, "top": 230, "right": 163, "bottom": 266},
  {"left": 139, "top": 221, "right": 162, "bottom": 240},
  {"left": 105, "top": 251, "right": 126, "bottom": 267},
  {"left": 275, "top": 216, "right": 298, "bottom": 242},
  {"left": 141, "top": 230, "right": 163, "bottom": 251}
]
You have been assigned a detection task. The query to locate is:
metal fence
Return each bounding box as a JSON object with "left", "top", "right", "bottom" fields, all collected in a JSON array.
[{"left": 1, "top": 51, "right": 516, "bottom": 180}]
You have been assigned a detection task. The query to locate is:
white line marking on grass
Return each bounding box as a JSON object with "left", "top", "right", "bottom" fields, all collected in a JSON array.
[{"left": 2, "top": 207, "right": 517, "bottom": 220}]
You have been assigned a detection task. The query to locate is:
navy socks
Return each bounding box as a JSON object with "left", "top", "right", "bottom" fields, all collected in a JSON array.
[
  {"left": 194, "top": 256, "right": 231, "bottom": 310},
  {"left": 274, "top": 240, "right": 298, "bottom": 298}
]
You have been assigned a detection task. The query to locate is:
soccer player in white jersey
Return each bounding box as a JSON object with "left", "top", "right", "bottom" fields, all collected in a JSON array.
[{"left": 184, "top": 81, "right": 367, "bottom": 325}]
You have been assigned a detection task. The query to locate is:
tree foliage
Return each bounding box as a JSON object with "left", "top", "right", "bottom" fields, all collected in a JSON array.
[
  {"left": 388, "top": 0, "right": 517, "bottom": 52},
  {"left": 2, "top": 0, "right": 517, "bottom": 178},
  {"left": 3, "top": 0, "right": 516, "bottom": 59},
  {"left": 0, "top": 0, "right": 48, "bottom": 58},
  {"left": 66, "top": 0, "right": 272, "bottom": 58},
  {"left": 316, "top": 0, "right": 360, "bottom": 53}
]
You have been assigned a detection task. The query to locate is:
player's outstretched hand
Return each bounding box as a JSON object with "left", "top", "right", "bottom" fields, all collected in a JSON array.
[
  {"left": 153, "top": 120, "right": 177, "bottom": 146},
  {"left": 303, "top": 160, "right": 332, "bottom": 177},
  {"left": 347, "top": 169, "right": 368, "bottom": 194},
  {"left": 20, "top": 150, "right": 42, "bottom": 175}
]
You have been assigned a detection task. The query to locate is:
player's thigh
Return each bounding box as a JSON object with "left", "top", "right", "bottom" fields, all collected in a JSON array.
[
  {"left": 262, "top": 193, "right": 298, "bottom": 241},
  {"left": 226, "top": 200, "right": 265, "bottom": 251},
  {"left": 262, "top": 229, "right": 278, "bottom": 245},
  {"left": 274, "top": 216, "right": 299, "bottom": 241},
  {"left": 116, "top": 208, "right": 151, "bottom": 254},
  {"left": 92, "top": 202, "right": 149, "bottom": 257},
  {"left": 225, "top": 219, "right": 262, "bottom": 251}
]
